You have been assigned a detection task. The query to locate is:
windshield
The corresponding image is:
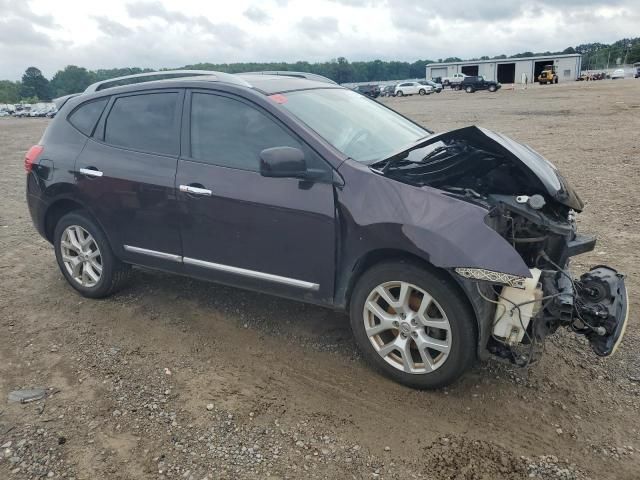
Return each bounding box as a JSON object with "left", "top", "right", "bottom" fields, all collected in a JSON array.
[{"left": 277, "top": 88, "right": 428, "bottom": 163}]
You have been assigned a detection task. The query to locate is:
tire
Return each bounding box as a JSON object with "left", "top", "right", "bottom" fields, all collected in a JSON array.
[
  {"left": 554, "top": 77, "right": 558, "bottom": 84},
  {"left": 419, "top": 89, "right": 426, "bottom": 95},
  {"left": 465, "top": 86, "right": 474, "bottom": 93},
  {"left": 488, "top": 85, "right": 497, "bottom": 92},
  {"left": 396, "top": 90, "right": 403, "bottom": 97},
  {"left": 349, "top": 261, "right": 476, "bottom": 389},
  {"left": 54, "top": 211, "right": 131, "bottom": 298}
]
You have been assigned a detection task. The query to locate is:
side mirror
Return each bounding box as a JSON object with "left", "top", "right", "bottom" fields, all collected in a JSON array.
[{"left": 259, "top": 146, "right": 307, "bottom": 179}]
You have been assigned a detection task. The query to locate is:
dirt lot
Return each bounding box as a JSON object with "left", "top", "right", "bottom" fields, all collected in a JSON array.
[{"left": 1, "top": 80, "right": 639, "bottom": 480}]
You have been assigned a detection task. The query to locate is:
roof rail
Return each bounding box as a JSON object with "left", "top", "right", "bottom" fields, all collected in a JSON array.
[
  {"left": 84, "top": 70, "right": 251, "bottom": 93},
  {"left": 241, "top": 71, "right": 337, "bottom": 85}
]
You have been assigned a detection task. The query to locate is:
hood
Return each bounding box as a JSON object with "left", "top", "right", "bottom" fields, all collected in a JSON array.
[{"left": 383, "top": 126, "right": 583, "bottom": 211}]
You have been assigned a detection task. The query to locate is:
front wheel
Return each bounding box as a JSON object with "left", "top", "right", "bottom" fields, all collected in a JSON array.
[
  {"left": 349, "top": 262, "right": 476, "bottom": 389},
  {"left": 488, "top": 85, "right": 497, "bottom": 92},
  {"left": 419, "top": 89, "right": 426, "bottom": 95},
  {"left": 465, "top": 86, "right": 474, "bottom": 93},
  {"left": 54, "top": 211, "right": 131, "bottom": 298},
  {"left": 396, "top": 90, "right": 403, "bottom": 97}
]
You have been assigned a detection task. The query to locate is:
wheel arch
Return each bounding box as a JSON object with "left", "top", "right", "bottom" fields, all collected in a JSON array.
[
  {"left": 44, "top": 198, "right": 85, "bottom": 243},
  {"left": 340, "top": 248, "right": 485, "bottom": 355},
  {"left": 43, "top": 198, "right": 113, "bottom": 251}
]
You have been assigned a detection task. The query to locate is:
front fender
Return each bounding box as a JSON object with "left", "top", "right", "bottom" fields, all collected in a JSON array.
[{"left": 335, "top": 160, "right": 530, "bottom": 285}]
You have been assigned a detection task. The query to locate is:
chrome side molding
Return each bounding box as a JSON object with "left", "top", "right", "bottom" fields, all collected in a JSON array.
[
  {"left": 123, "top": 245, "right": 319, "bottom": 290},
  {"left": 183, "top": 257, "right": 320, "bottom": 291},
  {"left": 123, "top": 245, "right": 182, "bottom": 262}
]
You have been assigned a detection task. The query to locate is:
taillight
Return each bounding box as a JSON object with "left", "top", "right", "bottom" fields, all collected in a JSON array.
[{"left": 24, "top": 145, "right": 44, "bottom": 173}]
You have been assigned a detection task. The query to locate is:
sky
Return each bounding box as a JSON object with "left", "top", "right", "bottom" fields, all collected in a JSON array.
[{"left": 1, "top": 0, "right": 638, "bottom": 80}]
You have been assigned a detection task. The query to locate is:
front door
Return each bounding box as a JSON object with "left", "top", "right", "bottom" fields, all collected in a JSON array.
[
  {"left": 75, "top": 90, "right": 184, "bottom": 270},
  {"left": 176, "top": 91, "right": 336, "bottom": 303}
]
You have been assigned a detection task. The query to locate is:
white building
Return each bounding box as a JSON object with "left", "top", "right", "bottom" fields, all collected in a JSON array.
[{"left": 426, "top": 54, "right": 582, "bottom": 84}]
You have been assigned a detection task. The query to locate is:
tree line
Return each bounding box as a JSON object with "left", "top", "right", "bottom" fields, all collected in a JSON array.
[{"left": 1, "top": 37, "right": 638, "bottom": 104}]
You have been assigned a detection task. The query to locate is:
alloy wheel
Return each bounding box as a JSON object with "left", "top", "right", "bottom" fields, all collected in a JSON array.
[
  {"left": 362, "top": 281, "right": 451, "bottom": 374},
  {"left": 60, "top": 225, "right": 102, "bottom": 288}
]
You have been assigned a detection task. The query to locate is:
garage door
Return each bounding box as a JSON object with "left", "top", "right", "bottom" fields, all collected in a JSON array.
[{"left": 430, "top": 67, "right": 447, "bottom": 80}]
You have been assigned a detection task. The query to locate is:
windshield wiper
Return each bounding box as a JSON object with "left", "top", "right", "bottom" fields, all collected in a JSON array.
[{"left": 371, "top": 143, "right": 458, "bottom": 174}]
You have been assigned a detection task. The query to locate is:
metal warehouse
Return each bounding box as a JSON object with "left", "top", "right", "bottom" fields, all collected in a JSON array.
[{"left": 426, "top": 54, "right": 582, "bottom": 84}]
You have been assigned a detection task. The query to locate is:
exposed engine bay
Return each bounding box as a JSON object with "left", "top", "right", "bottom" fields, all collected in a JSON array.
[{"left": 372, "top": 126, "right": 629, "bottom": 366}]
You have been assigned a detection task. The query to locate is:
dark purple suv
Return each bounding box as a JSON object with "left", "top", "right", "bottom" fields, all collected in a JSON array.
[{"left": 25, "top": 70, "right": 628, "bottom": 389}]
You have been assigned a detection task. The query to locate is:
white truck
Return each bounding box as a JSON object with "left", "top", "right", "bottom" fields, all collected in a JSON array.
[{"left": 441, "top": 73, "right": 467, "bottom": 88}]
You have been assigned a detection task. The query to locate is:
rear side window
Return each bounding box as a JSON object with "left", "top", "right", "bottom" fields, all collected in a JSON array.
[
  {"left": 190, "top": 93, "right": 304, "bottom": 172},
  {"left": 104, "top": 92, "right": 179, "bottom": 156},
  {"left": 68, "top": 98, "right": 108, "bottom": 136}
]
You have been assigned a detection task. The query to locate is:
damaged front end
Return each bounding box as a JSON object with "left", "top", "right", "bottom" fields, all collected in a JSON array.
[{"left": 373, "top": 126, "right": 629, "bottom": 365}]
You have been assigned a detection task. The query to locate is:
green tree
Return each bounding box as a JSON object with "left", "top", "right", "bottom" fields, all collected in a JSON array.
[
  {"left": 627, "top": 43, "right": 640, "bottom": 64},
  {"left": 0, "top": 80, "right": 21, "bottom": 103},
  {"left": 50, "top": 65, "right": 95, "bottom": 97},
  {"left": 20, "top": 67, "right": 51, "bottom": 101}
]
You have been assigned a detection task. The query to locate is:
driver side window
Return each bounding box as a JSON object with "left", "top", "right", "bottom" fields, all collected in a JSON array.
[{"left": 190, "top": 93, "right": 325, "bottom": 173}]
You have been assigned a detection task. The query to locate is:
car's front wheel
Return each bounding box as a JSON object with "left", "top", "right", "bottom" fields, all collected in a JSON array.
[
  {"left": 488, "top": 85, "right": 497, "bottom": 92},
  {"left": 419, "top": 89, "right": 426, "bottom": 95},
  {"left": 349, "top": 261, "right": 476, "bottom": 389},
  {"left": 465, "top": 86, "right": 474, "bottom": 93},
  {"left": 54, "top": 211, "right": 130, "bottom": 298},
  {"left": 396, "top": 90, "right": 403, "bottom": 97}
]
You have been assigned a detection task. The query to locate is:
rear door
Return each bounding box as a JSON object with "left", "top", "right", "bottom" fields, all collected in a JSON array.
[
  {"left": 176, "top": 90, "right": 336, "bottom": 303},
  {"left": 75, "top": 89, "right": 184, "bottom": 270}
]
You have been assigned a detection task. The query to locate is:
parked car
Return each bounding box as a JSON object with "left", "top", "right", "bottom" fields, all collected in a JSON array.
[
  {"left": 635, "top": 66, "right": 640, "bottom": 78},
  {"left": 13, "top": 107, "right": 32, "bottom": 117},
  {"left": 611, "top": 69, "right": 625, "bottom": 79},
  {"left": 26, "top": 70, "right": 628, "bottom": 389},
  {"left": 419, "top": 80, "right": 442, "bottom": 93},
  {"left": 0, "top": 110, "right": 9, "bottom": 117},
  {"left": 460, "top": 76, "right": 501, "bottom": 93},
  {"left": 395, "top": 82, "right": 431, "bottom": 96},
  {"left": 353, "top": 84, "right": 380, "bottom": 98},
  {"left": 441, "top": 73, "right": 467, "bottom": 88},
  {"left": 380, "top": 85, "right": 397, "bottom": 97}
]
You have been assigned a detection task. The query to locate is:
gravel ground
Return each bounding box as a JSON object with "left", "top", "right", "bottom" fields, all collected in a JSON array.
[{"left": 1, "top": 79, "right": 639, "bottom": 479}]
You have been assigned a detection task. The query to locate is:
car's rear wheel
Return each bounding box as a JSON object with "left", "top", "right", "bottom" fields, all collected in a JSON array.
[
  {"left": 54, "top": 211, "right": 130, "bottom": 298},
  {"left": 349, "top": 262, "right": 476, "bottom": 389},
  {"left": 465, "top": 86, "right": 474, "bottom": 93}
]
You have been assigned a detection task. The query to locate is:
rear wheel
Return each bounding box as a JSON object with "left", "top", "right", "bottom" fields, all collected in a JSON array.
[
  {"left": 349, "top": 262, "right": 476, "bottom": 389},
  {"left": 465, "top": 86, "right": 474, "bottom": 93},
  {"left": 54, "top": 211, "right": 130, "bottom": 298}
]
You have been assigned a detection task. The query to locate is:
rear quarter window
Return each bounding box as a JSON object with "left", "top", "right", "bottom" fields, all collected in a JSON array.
[{"left": 68, "top": 98, "right": 109, "bottom": 136}]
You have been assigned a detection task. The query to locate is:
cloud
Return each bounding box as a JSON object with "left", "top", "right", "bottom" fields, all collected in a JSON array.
[
  {"left": 296, "top": 16, "right": 339, "bottom": 39},
  {"left": 0, "top": 20, "right": 53, "bottom": 47},
  {"left": 244, "top": 5, "right": 271, "bottom": 24},
  {"left": 0, "top": 0, "right": 58, "bottom": 29},
  {"left": 125, "top": 1, "right": 247, "bottom": 48},
  {"left": 92, "top": 16, "right": 133, "bottom": 37},
  {"left": 1, "top": 0, "right": 639, "bottom": 81}
]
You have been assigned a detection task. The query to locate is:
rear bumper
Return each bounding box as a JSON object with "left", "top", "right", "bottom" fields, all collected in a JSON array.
[{"left": 26, "top": 173, "right": 48, "bottom": 241}]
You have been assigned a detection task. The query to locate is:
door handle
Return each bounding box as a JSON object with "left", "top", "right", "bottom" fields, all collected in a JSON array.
[
  {"left": 79, "top": 167, "right": 103, "bottom": 177},
  {"left": 179, "top": 184, "right": 212, "bottom": 196}
]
